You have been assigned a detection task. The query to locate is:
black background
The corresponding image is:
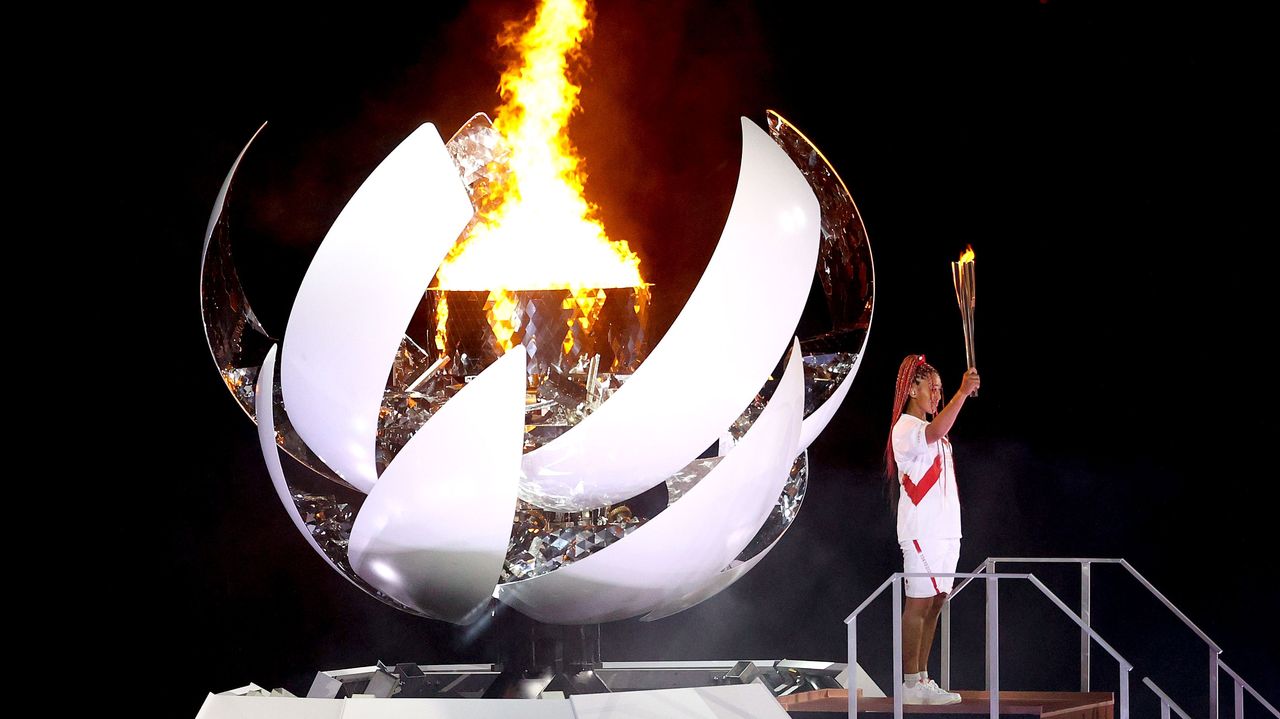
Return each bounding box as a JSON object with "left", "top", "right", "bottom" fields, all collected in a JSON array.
[{"left": 119, "top": 1, "right": 1276, "bottom": 714}]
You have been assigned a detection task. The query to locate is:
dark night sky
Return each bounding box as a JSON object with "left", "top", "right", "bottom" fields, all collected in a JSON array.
[{"left": 115, "top": 1, "right": 1276, "bottom": 714}]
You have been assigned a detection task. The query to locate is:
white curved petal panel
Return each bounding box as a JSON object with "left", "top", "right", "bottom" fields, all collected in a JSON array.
[
  {"left": 640, "top": 530, "right": 787, "bottom": 622},
  {"left": 255, "top": 345, "right": 349, "bottom": 578},
  {"left": 798, "top": 349, "right": 867, "bottom": 451},
  {"left": 520, "top": 119, "right": 821, "bottom": 511},
  {"left": 280, "top": 124, "right": 474, "bottom": 493},
  {"left": 348, "top": 350, "right": 526, "bottom": 624},
  {"left": 498, "top": 341, "right": 805, "bottom": 624}
]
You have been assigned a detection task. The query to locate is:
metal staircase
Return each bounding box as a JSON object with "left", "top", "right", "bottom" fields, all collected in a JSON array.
[{"left": 836, "top": 557, "right": 1278, "bottom": 719}]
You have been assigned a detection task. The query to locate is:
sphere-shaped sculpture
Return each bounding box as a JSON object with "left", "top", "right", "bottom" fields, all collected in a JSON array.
[{"left": 201, "top": 111, "right": 874, "bottom": 624}]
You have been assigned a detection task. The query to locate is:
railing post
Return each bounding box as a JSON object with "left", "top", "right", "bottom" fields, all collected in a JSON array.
[
  {"left": 1161, "top": 698, "right": 1172, "bottom": 719},
  {"left": 984, "top": 558, "right": 996, "bottom": 691},
  {"left": 987, "top": 574, "right": 999, "bottom": 719},
  {"left": 1080, "top": 560, "right": 1092, "bottom": 691},
  {"left": 941, "top": 599, "right": 951, "bottom": 691},
  {"left": 1210, "top": 649, "right": 1220, "bottom": 719},
  {"left": 1119, "top": 667, "right": 1129, "bottom": 719},
  {"left": 1234, "top": 677, "right": 1244, "bottom": 719},
  {"left": 848, "top": 618, "right": 857, "bottom": 719},
  {"left": 893, "top": 576, "right": 904, "bottom": 719}
]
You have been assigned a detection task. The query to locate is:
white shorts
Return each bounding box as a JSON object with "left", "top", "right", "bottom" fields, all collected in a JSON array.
[{"left": 900, "top": 538, "right": 961, "bottom": 598}]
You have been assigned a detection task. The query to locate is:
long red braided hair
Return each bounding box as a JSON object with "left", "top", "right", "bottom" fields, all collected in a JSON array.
[{"left": 884, "top": 354, "right": 938, "bottom": 510}]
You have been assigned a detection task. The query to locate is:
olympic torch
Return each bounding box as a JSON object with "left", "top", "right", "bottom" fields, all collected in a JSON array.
[{"left": 951, "top": 245, "right": 976, "bottom": 395}]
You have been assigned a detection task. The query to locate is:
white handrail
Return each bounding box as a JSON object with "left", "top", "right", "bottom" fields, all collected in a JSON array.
[
  {"left": 943, "top": 556, "right": 1280, "bottom": 719},
  {"left": 1219, "top": 660, "right": 1280, "bottom": 719},
  {"left": 845, "top": 571, "right": 1132, "bottom": 719},
  {"left": 1145, "top": 677, "right": 1194, "bottom": 719}
]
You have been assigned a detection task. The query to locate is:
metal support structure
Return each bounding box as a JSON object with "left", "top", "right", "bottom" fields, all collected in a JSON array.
[
  {"left": 845, "top": 576, "right": 895, "bottom": 719},
  {"left": 1081, "top": 560, "right": 1092, "bottom": 692},
  {"left": 983, "top": 558, "right": 996, "bottom": 691},
  {"left": 1211, "top": 647, "right": 1221, "bottom": 719},
  {"left": 847, "top": 619, "right": 857, "bottom": 719},
  {"left": 852, "top": 558, "right": 1279, "bottom": 719},
  {"left": 892, "top": 578, "right": 903, "bottom": 719},
  {"left": 1120, "top": 667, "right": 1130, "bottom": 719},
  {"left": 1024, "top": 575, "right": 1133, "bottom": 719},
  {"left": 947, "top": 556, "right": 1278, "bottom": 718},
  {"left": 986, "top": 575, "right": 999, "bottom": 719},
  {"left": 844, "top": 569, "right": 1170, "bottom": 719},
  {"left": 940, "top": 600, "right": 951, "bottom": 690}
]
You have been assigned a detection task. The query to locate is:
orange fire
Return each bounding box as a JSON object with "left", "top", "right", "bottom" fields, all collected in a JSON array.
[
  {"left": 958, "top": 245, "right": 975, "bottom": 263},
  {"left": 433, "top": 0, "right": 644, "bottom": 352}
]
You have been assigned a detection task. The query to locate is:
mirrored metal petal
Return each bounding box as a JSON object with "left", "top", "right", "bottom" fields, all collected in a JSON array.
[
  {"left": 200, "top": 121, "right": 274, "bottom": 420},
  {"left": 766, "top": 110, "right": 874, "bottom": 347},
  {"left": 445, "top": 112, "right": 512, "bottom": 206},
  {"left": 499, "top": 454, "right": 721, "bottom": 583},
  {"left": 201, "top": 124, "right": 357, "bottom": 490},
  {"left": 664, "top": 457, "right": 723, "bottom": 507},
  {"left": 502, "top": 502, "right": 646, "bottom": 583},
  {"left": 798, "top": 351, "right": 865, "bottom": 451},
  {"left": 767, "top": 110, "right": 875, "bottom": 449},
  {"left": 376, "top": 335, "right": 459, "bottom": 475}
]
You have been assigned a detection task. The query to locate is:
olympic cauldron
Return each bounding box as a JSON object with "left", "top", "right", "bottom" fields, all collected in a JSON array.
[{"left": 201, "top": 111, "right": 874, "bottom": 625}]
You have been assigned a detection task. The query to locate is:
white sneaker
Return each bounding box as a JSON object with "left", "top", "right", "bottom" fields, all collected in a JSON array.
[
  {"left": 920, "top": 679, "right": 962, "bottom": 705},
  {"left": 900, "top": 681, "right": 931, "bottom": 705}
]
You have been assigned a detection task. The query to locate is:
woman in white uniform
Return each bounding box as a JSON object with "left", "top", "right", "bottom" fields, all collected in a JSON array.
[{"left": 884, "top": 354, "right": 980, "bottom": 704}]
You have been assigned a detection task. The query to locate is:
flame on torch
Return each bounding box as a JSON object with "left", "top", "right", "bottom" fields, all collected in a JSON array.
[{"left": 951, "top": 245, "right": 977, "bottom": 381}]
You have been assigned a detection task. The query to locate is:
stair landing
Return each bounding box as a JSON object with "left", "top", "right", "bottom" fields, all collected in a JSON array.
[{"left": 780, "top": 689, "right": 1114, "bottom": 718}]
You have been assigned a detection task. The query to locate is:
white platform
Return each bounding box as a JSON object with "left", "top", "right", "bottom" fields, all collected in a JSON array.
[{"left": 197, "top": 683, "right": 789, "bottom": 718}]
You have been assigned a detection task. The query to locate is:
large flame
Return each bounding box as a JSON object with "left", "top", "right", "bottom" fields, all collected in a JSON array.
[
  {"left": 958, "top": 245, "right": 975, "bottom": 264},
  {"left": 434, "top": 0, "right": 642, "bottom": 295}
]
